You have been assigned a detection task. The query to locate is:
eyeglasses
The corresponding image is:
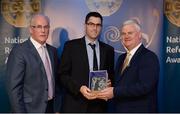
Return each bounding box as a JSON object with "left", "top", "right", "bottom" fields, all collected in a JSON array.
[
  {"left": 31, "top": 25, "right": 50, "bottom": 30},
  {"left": 86, "top": 22, "right": 102, "bottom": 28}
]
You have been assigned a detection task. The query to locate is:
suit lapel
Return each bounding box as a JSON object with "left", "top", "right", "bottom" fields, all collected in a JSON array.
[
  {"left": 27, "top": 39, "right": 42, "bottom": 63},
  {"left": 99, "top": 41, "right": 105, "bottom": 70},
  {"left": 117, "top": 53, "right": 126, "bottom": 81},
  {"left": 81, "top": 37, "right": 89, "bottom": 72},
  {"left": 120, "top": 45, "right": 144, "bottom": 76},
  {"left": 27, "top": 39, "right": 48, "bottom": 80},
  {"left": 129, "top": 44, "right": 144, "bottom": 66}
]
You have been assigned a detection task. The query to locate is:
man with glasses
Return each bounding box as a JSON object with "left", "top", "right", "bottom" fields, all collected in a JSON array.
[
  {"left": 97, "top": 19, "right": 160, "bottom": 112},
  {"left": 6, "top": 14, "right": 58, "bottom": 113},
  {"left": 58, "top": 12, "right": 114, "bottom": 112}
]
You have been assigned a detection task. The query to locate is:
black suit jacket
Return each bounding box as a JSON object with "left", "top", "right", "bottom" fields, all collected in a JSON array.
[
  {"left": 6, "top": 39, "right": 58, "bottom": 112},
  {"left": 113, "top": 45, "right": 159, "bottom": 112},
  {"left": 58, "top": 37, "right": 114, "bottom": 112}
]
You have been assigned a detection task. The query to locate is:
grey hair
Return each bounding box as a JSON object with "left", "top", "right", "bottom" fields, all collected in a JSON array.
[
  {"left": 121, "top": 19, "right": 141, "bottom": 32},
  {"left": 30, "top": 13, "right": 50, "bottom": 26}
]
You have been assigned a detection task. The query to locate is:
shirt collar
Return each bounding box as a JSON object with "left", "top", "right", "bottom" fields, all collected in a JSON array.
[
  {"left": 126, "top": 43, "right": 142, "bottom": 56},
  {"left": 85, "top": 36, "right": 98, "bottom": 46},
  {"left": 30, "top": 37, "right": 46, "bottom": 50}
]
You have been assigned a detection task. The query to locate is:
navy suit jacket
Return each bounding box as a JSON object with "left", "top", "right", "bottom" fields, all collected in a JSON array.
[
  {"left": 113, "top": 45, "right": 159, "bottom": 112},
  {"left": 6, "top": 39, "right": 58, "bottom": 112},
  {"left": 58, "top": 37, "right": 114, "bottom": 112}
]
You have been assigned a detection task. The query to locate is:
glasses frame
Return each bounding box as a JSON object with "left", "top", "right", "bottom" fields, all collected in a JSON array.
[
  {"left": 86, "top": 22, "right": 102, "bottom": 28},
  {"left": 121, "top": 31, "right": 138, "bottom": 37}
]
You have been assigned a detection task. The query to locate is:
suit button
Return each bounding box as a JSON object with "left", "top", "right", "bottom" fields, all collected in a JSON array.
[{"left": 46, "top": 88, "right": 48, "bottom": 91}]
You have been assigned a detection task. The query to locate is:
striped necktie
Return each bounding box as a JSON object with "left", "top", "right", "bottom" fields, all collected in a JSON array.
[
  {"left": 41, "top": 46, "right": 54, "bottom": 100},
  {"left": 121, "top": 51, "right": 131, "bottom": 74}
]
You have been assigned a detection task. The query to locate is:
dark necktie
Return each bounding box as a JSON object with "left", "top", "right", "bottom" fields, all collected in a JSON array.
[{"left": 89, "top": 43, "right": 98, "bottom": 71}]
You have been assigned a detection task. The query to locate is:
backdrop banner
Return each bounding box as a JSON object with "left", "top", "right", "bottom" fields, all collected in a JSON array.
[
  {"left": 0, "top": 0, "right": 163, "bottom": 112},
  {"left": 162, "top": 0, "right": 180, "bottom": 112}
]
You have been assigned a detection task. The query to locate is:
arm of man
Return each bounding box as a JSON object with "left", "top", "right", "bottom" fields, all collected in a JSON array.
[
  {"left": 6, "top": 47, "right": 26, "bottom": 112},
  {"left": 97, "top": 87, "right": 114, "bottom": 100},
  {"left": 58, "top": 41, "right": 99, "bottom": 100},
  {"left": 106, "top": 46, "right": 115, "bottom": 85},
  {"left": 58, "top": 42, "right": 86, "bottom": 96}
]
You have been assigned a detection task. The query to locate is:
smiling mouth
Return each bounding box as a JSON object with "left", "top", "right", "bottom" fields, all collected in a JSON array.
[
  {"left": 40, "top": 35, "right": 46, "bottom": 37},
  {"left": 124, "top": 39, "right": 131, "bottom": 41}
]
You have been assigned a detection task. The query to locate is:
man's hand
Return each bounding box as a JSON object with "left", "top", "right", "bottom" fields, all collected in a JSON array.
[
  {"left": 107, "top": 79, "right": 112, "bottom": 87},
  {"left": 97, "top": 87, "right": 114, "bottom": 100},
  {"left": 80, "top": 85, "right": 97, "bottom": 100}
]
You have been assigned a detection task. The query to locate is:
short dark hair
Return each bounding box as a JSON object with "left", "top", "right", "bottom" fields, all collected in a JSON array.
[{"left": 85, "top": 12, "right": 103, "bottom": 24}]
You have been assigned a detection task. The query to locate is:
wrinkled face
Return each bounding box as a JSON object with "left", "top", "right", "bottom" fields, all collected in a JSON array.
[
  {"left": 85, "top": 16, "right": 102, "bottom": 41},
  {"left": 121, "top": 24, "right": 141, "bottom": 51},
  {"left": 29, "top": 16, "right": 50, "bottom": 45}
]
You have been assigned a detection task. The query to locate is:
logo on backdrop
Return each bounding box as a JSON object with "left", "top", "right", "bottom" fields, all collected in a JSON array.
[
  {"left": 164, "top": 0, "right": 180, "bottom": 27},
  {"left": 1, "top": 0, "right": 41, "bottom": 27},
  {"left": 85, "top": 0, "right": 123, "bottom": 16}
]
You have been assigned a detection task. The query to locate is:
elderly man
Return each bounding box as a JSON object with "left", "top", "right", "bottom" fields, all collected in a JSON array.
[
  {"left": 98, "top": 19, "right": 160, "bottom": 112},
  {"left": 6, "top": 14, "right": 58, "bottom": 113}
]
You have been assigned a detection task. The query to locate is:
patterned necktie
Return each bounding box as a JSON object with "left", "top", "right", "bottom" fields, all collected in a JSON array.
[
  {"left": 41, "top": 46, "right": 54, "bottom": 100},
  {"left": 121, "top": 51, "right": 131, "bottom": 74},
  {"left": 89, "top": 43, "right": 98, "bottom": 71}
]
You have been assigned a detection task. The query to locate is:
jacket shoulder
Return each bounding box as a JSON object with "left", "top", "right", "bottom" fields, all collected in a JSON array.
[
  {"left": 99, "top": 41, "right": 114, "bottom": 51},
  {"left": 142, "top": 47, "right": 158, "bottom": 58},
  {"left": 46, "top": 43, "right": 57, "bottom": 50},
  {"left": 64, "top": 38, "right": 84, "bottom": 47},
  {"left": 11, "top": 40, "right": 29, "bottom": 52}
]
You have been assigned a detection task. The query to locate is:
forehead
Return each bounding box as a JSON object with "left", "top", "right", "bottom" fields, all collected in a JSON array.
[
  {"left": 87, "top": 16, "right": 101, "bottom": 23},
  {"left": 31, "top": 16, "right": 49, "bottom": 25}
]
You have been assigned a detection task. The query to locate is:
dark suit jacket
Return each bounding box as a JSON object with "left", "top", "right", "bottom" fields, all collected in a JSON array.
[
  {"left": 58, "top": 37, "right": 114, "bottom": 112},
  {"left": 6, "top": 39, "right": 58, "bottom": 112},
  {"left": 113, "top": 45, "right": 159, "bottom": 112}
]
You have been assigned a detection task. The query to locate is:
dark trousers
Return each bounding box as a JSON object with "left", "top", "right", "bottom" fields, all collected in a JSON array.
[
  {"left": 87, "top": 100, "right": 107, "bottom": 112},
  {"left": 46, "top": 99, "right": 54, "bottom": 113}
]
